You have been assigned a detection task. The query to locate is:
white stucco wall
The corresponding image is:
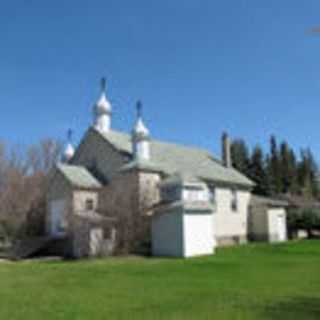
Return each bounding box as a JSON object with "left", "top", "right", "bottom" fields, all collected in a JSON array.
[
  {"left": 183, "top": 212, "right": 215, "bottom": 257},
  {"left": 249, "top": 205, "right": 287, "bottom": 242},
  {"left": 213, "top": 188, "right": 251, "bottom": 244},
  {"left": 152, "top": 208, "right": 215, "bottom": 258},
  {"left": 152, "top": 210, "right": 183, "bottom": 257}
]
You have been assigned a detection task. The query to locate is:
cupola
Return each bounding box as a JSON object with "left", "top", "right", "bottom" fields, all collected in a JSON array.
[
  {"left": 62, "top": 129, "right": 75, "bottom": 163},
  {"left": 93, "top": 78, "right": 112, "bottom": 133},
  {"left": 132, "top": 101, "right": 151, "bottom": 161}
]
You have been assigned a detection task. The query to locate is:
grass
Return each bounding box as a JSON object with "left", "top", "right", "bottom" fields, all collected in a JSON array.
[{"left": 0, "top": 241, "right": 319, "bottom": 320}]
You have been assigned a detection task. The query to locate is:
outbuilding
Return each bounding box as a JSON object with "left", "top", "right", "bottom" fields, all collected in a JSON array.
[
  {"left": 249, "top": 195, "right": 288, "bottom": 243},
  {"left": 151, "top": 174, "right": 215, "bottom": 258}
]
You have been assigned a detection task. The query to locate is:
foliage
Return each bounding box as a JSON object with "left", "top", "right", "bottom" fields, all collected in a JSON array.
[
  {"left": 0, "top": 139, "right": 62, "bottom": 242},
  {"left": 231, "top": 135, "right": 319, "bottom": 198},
  {"left": 287, "top": 207, "right": 320, "bottom": 237}
]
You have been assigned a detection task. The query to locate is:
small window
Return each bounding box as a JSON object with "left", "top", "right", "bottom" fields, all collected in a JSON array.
[
  {"left": 85, "top": 199, "right": 94, "bottom": 211},
  {"left": 231, "top": 189, "right": 238, "bottom": 212},
  {"left": 209, "top": 187, "right": 216, "bottom": 211}
]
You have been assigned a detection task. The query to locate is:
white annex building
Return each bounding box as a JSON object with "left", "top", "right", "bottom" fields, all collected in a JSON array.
[{"left": 45, "top": 79, "right": 288, "bottom": 259}]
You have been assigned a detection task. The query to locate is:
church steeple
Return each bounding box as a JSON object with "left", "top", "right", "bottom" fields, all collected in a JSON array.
[
  {"left": 132, "top": 101, "right": 151, "bottom": 161},
  {"left": 63, "top": 129, "right": 75, "bottom": 163},
  {"left": 93, "top": 77, "right": 112, "bottom": 133}
]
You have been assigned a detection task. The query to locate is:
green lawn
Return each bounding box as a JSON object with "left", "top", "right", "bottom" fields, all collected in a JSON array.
[{"left": 0, "top": 241, "right": 319, "bottom": 320}]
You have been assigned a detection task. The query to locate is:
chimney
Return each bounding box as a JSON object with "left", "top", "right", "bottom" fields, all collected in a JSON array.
[{"left": 222, "top": 132, "right": 232, "bottom": 168}]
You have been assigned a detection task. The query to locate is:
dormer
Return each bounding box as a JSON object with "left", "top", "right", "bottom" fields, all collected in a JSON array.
[{"left": 159, "top": 173, "right": 210, "bottom": 204}]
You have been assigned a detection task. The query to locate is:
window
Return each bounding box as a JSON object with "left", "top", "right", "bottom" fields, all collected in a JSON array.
[
  {"left": 85, "top": 199, "right": 95, "bottom": 211},
  {"left": 209, "top": 187, "right": 216, "bottom": 211},
  {"left": 231, "top": 189, "right": 238, "bottom": 212},
  {"left": 161, "top": 186, "right": 180, "bottom": 202},
  {"left": 184, "top": 186, "right": 202, "bottom": 202}
]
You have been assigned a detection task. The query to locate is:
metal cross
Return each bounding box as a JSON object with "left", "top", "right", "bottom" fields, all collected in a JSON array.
[
  {"left": 136, "top": 100, "right": 143, "bottom": 118},
  {"left": 101, "top": 77, "right": 106, "bottom": 92},
  {"left": 67, "top": 129, "right": 73, "bottom": 142}
]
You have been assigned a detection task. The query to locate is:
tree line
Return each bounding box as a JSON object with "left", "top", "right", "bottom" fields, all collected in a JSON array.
[
  {"left": 231, "top": 135, "right": 319, "bottom": 199},
  {"left": 0, "top": 139, "right": 62, "bottom": 244}
]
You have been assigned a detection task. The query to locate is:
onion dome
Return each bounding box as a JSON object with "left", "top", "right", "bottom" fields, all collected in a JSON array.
[
  {"left": 63, "top": 129, "right": 75, "bottom": 162},
  {"left": 93, "top": 78, "right": 112, "bottom": 116},
  {"left": 132, "top": 101, "right": 150, "bottom": 140}
]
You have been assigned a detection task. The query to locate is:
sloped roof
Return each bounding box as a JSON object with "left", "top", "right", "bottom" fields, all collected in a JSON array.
[
  {"left": 57, "top": 164, "right": 102, "bottom": 189},
  {"left": 95, "top": 128, "right": 254, "bottom": 188},
  {"left": 118, "top": 159, "right": 163, "bottom": 173},
  {"left": 160, "top": 172, "right": 202, "bottom": 187},
  {"left": 251, "top": 195, "right": 289, "bottom": 208}
]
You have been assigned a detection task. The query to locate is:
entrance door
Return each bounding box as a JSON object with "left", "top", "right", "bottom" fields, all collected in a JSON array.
[
  {"left": 90, "top": 228, "right": 104, "bottom": 256},
  {"left": 50, "top": 200, "right": 66, "bottom": 236},
  {"left": 277, "top": 214, "right": 287, "bottom": 242}
]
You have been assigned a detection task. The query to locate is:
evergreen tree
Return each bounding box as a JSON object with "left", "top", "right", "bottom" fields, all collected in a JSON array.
[
  {"left": 230, "top": 139, "right": 250, "bottom": 176},
  {"left": 298, "top": 149, "right": 315, "bottom": 198},
  {"left": 279, "top": 141, "right": 296, "bottom": 194},
  {"left": 269, "top": 135, "right": 282, "bottom": 195},
  {"left": 249, "top": 145, "right": 268, "bottom": 195},
  {"left": 265, "top": 154, "right": 275, "bottom": 196},
  {"left": 288, "top": 149, "right": 299, "bottom": 194}
]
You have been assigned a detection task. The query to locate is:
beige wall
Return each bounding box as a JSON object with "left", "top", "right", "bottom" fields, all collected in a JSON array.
[
  {"left": 72, "top": 129, "right": 127, "bottom": 182},
  {"left": 99, "top": 170, "right": 161, "bottom": 253},
  {"left": 46, "top": 170, "right": 73, "bottom": 235},
  {"left": 249, "top": 206, "right": 287, "bottom": 242},
  {"left": 73, "top": 190, "right": 99, "bottom": 212},
  {"left": 138, "top": 172, "right": 161, "bottom": 215},
  {"left": 248, "top": 204, "right": 269, "bottom": 241},
  {"left": 213, "top": 188, "right": 251, "bottom": 245},
  {"left": 267, "top": 208, "right": 287, "bottom": 242}
]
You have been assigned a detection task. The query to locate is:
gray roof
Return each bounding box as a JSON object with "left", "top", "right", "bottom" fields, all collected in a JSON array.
[
  {"left": 154, "top": 200, "right": 214, "bottom": 214},
  {"left": 57, "top": 164, "right": 102, "bottom": 189},
  {"left": 96, "top": 129, "right": 254, "bottom": 188},
  {"left": 118, "top": 159, "right": 163, "bottom": 173},
  {"left": 160, "top": 172, "right": 202, "bottom": 187},
  {"left": 251, "top": 195, "right": 289, "bottom": 208},
  {"left": 93, "top": 129, "right": 254, "bottom": 187}
]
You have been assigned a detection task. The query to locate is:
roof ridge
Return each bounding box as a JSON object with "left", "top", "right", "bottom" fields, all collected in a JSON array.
[{"left": 96, "top": 127, "right": 219, "bottom": 156}]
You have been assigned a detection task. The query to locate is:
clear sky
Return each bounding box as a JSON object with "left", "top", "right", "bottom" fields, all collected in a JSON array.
[{"left": 1, "top": 1, "right": 320, "bottom": 159}]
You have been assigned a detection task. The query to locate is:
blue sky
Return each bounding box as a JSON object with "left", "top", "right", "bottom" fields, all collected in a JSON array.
[{"left": 1, "top": 1, "right": 320, "bottom": 159}]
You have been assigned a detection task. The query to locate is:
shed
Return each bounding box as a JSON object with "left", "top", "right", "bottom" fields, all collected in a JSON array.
[
  {"left": 249, "top": 195, "right": 288, "bottom": 243},
  {"left": 151, "top": 174, "right": 215, "bottom": 258}
]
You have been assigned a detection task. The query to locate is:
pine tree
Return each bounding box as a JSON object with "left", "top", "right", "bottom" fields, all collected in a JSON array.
[
  {"left": 288, "top": 149, "right": 299, "bottom": 194},
  {"left": 249, "top": 145, "right": 268, "bottom": 195},
  {"left": 298, "top": 149, "right": 315, "bottom": 198},
  {"left": 230, "top": 139, "right": 250, "bottom": 176},
  {"left": 280, "top": 141, "right": 295, "bottom": 194},
  {"left": 269, "top": 135, "right": 282, "bottom": 195}
]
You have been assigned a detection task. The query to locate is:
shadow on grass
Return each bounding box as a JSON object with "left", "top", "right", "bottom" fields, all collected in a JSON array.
[{"left": 263, "top": 296, "right": 320, "bottom": 320}]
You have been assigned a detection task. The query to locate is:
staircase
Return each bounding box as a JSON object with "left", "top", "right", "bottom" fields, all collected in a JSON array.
[{"left": 10, "top": 237, "right": 53, "bottom": 260}]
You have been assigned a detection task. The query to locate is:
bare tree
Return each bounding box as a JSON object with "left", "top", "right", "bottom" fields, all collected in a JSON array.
[{"left": 0, "top": 138, "right": 62, "bottom": 243}]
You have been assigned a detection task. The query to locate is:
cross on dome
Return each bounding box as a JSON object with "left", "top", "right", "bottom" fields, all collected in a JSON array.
[{"left": 133, "top": 100, "right": 150, "bottom": 138}]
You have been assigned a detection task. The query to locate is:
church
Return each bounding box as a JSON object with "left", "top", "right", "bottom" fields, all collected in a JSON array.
[{"left": 46, "top": 79, "right": 287, "bottom": 258}]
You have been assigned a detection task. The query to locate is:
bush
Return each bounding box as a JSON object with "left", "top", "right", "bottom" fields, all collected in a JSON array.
[{"left": 287, "top": 207, "right": 320, "bottom": 238}]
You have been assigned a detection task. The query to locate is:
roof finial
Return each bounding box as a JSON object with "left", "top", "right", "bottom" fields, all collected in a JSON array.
[
  {"left": 136, "top": 100, "right": 143, "bottom": 119},
  {"left": 67, "top": 128, "right": 73, "bottom": 143},
  {"left": 101, "top": 77, "right": 106, "bottom": 93}
]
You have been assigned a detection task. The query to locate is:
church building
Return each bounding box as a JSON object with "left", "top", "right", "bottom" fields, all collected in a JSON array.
[{"left": 46, "top": 79, "right": 286, "bottom": 259}]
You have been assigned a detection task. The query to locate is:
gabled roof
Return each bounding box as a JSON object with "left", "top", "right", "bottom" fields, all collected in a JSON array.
[
  {"left": 57, "top": 164, "right": 102, "bottom": 189},
  {"left": 94, "top": 128, "right": 254, "bottom": 188}
]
